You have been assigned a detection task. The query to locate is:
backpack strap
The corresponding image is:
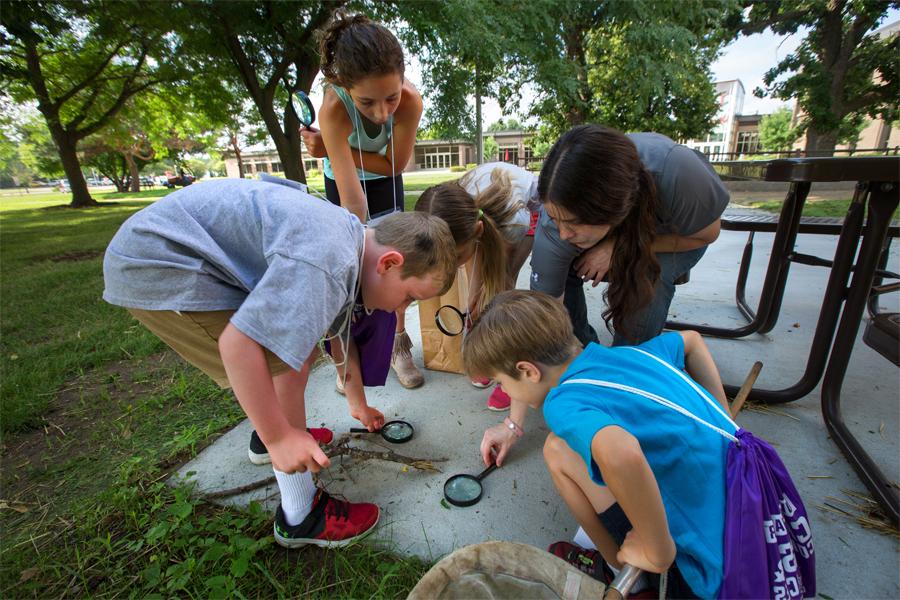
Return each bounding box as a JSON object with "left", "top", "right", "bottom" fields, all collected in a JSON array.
[
  {"left": 627, "top": 347, "right": 738, "bottom": 429},
  {"left": 562, "top": 377, "right": 739, "bottom": 444}
]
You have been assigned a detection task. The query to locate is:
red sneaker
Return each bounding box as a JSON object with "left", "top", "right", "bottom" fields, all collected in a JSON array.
[
  {"left": 487, "top": 385, "right": 511, "bottom": 411},
  {"left": 274, "top": 489, "right": 380, "bottom": 548},
  {"left": 470, "top": 376, "right": 493, "bottom": 388},
  {"left": 547, "top": 541, "right": 612, "bottom": 583},
  {"left": 248, "top": 428, "right": 334, "bottom": 465}
]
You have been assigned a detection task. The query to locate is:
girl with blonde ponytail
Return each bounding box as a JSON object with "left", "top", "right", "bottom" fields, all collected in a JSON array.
[{"left": 417, "top": 162, "right": 540, "bottom": 410}]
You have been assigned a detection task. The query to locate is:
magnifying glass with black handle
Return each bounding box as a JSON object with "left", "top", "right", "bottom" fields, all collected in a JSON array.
[
  {"left": 443, "top": 463, "right": 497, "bottom": 507},
  {"left": 435, "top": 304, "right": 469, "bottom": 337},
  {"left": 290, "top": 91, "right": 316, "bottom": 128},
  {"left": 349, "top": 419, "right": 414, "bottom": 444}
]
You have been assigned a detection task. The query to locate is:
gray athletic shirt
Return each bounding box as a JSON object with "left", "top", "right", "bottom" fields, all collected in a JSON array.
[
  {"left": 103, "top": 177, "right": 364, "bottom": 370},
  {"left": 530, "top": 133, "right": 729, "bottom": 297}
]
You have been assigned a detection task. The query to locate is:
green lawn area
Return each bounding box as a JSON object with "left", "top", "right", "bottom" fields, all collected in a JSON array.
[{"left": 0, "top": 187, "right": 432, "bottom": 598}]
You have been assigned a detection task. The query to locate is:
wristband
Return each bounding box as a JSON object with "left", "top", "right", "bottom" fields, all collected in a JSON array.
[{"left": 504, "top": 417, "right": 524, "bottom": 438}]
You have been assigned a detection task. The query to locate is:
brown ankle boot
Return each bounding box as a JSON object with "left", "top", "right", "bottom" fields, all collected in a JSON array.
[{"left": 391, "top": 330, "right": 424, "bottom": 389}]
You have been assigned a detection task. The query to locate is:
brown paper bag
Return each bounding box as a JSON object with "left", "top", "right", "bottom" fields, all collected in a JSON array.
[{"left": 419, "top": 266, "right": 469, "bottom": 374}]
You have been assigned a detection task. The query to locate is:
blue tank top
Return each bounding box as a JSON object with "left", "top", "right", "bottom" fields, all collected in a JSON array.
[{"left": 323, "top": 85, "right": 393, "bottom": 181}]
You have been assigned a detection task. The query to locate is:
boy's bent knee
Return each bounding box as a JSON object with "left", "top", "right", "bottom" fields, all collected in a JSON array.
[{"left": 543, "top": 432, "right": 567, "bottom": 467}]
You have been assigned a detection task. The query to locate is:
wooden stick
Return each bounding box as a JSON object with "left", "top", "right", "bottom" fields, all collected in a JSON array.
[
  {"left": 730, "top": 361, "right": 763, "bottom": 418},
  {"left": 203, "top": 434, "right": 447, "bottom": 500}
]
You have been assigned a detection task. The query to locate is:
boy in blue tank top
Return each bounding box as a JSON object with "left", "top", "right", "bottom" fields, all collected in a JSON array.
[{"left": 463, "top": 291, "right": 735, "bottom": 598}]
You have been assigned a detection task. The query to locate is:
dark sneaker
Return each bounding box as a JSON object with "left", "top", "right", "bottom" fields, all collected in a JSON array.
[
  {"left": 248, "top": 428, "right": 334, "bottom": 465},
  {"left": 547, "top": 541, "right": 613, "bottom": 583},
  {"left": 274, "top": 489, "right": 379, "bottom": 548}
]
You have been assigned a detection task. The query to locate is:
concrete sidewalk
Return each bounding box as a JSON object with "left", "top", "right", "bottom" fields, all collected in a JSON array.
[{"left": 174, "top": 208, "right": 899, "bottom": 598}]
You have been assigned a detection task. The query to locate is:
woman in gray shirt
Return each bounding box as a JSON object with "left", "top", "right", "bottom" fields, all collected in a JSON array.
[{"left": 530, "top": 125, "right": 729, "bottom": 347}]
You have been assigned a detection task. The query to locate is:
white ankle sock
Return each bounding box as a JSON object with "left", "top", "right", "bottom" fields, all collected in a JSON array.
[{"left": 273, "top": 469, "right": 317, "bottom": 526}]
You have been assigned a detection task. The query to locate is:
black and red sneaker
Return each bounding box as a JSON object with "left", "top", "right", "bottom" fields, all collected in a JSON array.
[
  {"left": 274, "top": 489, "right": 379, "bottom": 548},
  {"left": 248, "top": 428, "right": 334, "bottom": 465},
  {"left": 547, "top": 541, "right": 614, "bottom": 583}
]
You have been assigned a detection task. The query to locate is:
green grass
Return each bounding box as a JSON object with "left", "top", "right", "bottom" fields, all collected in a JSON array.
[
  {"left": 749, "top": 198, "right": 853, "bottom": 218},
  {"left": 0, "top": 190, "right": 432, "bottom": 598}
]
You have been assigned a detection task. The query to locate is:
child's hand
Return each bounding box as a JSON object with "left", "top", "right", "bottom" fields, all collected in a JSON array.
[
  {"left": 299, "top": 128, "right": 327, "bottom": 158},
  {"left": 616, "top": 529, "right": 672, "bottom": 574},
  {"left": 268, "top": 429, "right": 331, "bottom": 474},
  {"left": 480, "top": 423, "right": 518, "bottom": 466},
  {"left": 351, "top": 405, "right": 385, "bottom": 432}
]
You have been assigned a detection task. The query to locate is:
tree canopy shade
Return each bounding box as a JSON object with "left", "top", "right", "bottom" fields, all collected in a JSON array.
[
  {"left": 0, "top": 1, "right": 185, "bottom": 206},
  {"left": 731, "top": 0, "right": 900, "bottom": 156},
  {"left": 171, "top": 0, "right": 342, "bottom": 183}
]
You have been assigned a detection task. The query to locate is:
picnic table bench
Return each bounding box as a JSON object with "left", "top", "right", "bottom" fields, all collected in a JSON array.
[{"left": 667, "top": 156, "right": 900, "bottom": 525}]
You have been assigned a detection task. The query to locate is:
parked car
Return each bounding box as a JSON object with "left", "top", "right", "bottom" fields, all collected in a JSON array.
[{"left": 140, "top": 176, "right": 155, "bottom": 187}]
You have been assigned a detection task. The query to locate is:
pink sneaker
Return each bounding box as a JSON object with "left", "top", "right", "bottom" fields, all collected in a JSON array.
[
  {"left": 471, "top": 376, "right": 493, "bottom": 389},
  {"left": 487, "top": 385, "right": 511, "bottom": 411}
]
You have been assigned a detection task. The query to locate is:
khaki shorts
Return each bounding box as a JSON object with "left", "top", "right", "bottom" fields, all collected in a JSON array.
[{"left": 127, "top": 308, "right": 293, "bottom": 388}]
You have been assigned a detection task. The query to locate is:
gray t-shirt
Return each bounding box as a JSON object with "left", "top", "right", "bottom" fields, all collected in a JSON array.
[
  {"left": 530, "top": 132, "right": 729, "bottom": 297},
  {"left": 103, "top": 177, "right": 364, "bottom": 370}
]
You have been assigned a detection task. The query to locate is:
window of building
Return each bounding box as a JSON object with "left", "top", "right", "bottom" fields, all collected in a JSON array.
[
  {"left": 498, "top": 146, "right": 518, "bottom": 164},
  {"left": 255, "top": 163, "right": 269, "bottom": 173},
  {"left": 736, "top": 131, "right": 760, "bottom": 155},
  {"left": 242, "top": 163, "right": 254, "bottom": 175},
  {"left": 271, "top": 162, "right": 282, "bottom": 173},
  {"left": 415, "top": 144, "right": 461, "bottom": 169},
  {"left": 304, "top": 159, "right": 317, "bottom": 172}
]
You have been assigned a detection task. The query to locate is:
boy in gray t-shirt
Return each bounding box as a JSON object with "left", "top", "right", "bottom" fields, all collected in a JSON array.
[{"left": 103, "top": 177, "right": 456, "bottom": 548}]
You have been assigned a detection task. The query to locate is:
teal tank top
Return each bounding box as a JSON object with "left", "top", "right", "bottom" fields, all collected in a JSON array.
[{"left": 323, "top": 85, "right": 393, "bottom": 181}]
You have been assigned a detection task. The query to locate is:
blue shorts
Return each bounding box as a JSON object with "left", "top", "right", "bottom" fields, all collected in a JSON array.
[{"left": 598, "top": 503, "right": 698, "bottom": 599}]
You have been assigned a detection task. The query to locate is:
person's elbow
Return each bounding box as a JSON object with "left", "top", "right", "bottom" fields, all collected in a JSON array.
[{"left": 695, "top": 219, "right": 721, "bottom": 245}]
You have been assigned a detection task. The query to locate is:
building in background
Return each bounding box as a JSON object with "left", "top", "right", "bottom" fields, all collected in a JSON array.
[
  {"left": 683, "top": 79, "right": 745, "bottom": 160},
  {"left": 222, "top": 130, "right": 536, "bottom": 177}
]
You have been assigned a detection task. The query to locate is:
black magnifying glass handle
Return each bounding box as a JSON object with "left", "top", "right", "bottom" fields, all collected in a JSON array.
[
  {"left": 476, "top": 463, "right": 497, "bottom": 481},
  {"left": 349, "top": 427, "right": 373, "bottom": 433}
]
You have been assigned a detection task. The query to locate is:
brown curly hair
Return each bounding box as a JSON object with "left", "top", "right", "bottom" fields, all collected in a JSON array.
[{"left": 318, "top": 13, "right": 405, "bottom": 88}]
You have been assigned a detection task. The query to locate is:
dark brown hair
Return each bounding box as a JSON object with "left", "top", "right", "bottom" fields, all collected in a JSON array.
[
  {"left": 318, "top": 13, "right": 405, "bottom": 88},
  {"left": 462, "top": 290, "right": 580, "bottom": 380},
  {"left": 416, "top": 169, "right": 520, "bottom": 315},
  {"left": 539, "top": 124, "right": 661, "bottom": 343}
]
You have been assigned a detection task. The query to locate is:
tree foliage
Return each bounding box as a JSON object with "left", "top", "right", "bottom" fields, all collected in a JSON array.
[
  {"left": 758, "top": 107, "right": 800, "bottom": 152},
  {"left": 731, "top": 0, "right": 899, "bottom": 156},
  {"left": 508, "top": 0, "right": 735, "bottom": 141},
  {"left": 171, "top": 0, "right": 343, "bottom": 183},
  {"left": 0, "top": 0, "right": 185, "bottom": 206}
]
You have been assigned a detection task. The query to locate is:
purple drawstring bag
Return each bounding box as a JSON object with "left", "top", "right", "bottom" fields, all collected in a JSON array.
[
  {"left": 565, "top": 346, "right": 816, "bottom": 600},
  {"left": 720, "top": 428, "right": 815, "bottom": 599}
]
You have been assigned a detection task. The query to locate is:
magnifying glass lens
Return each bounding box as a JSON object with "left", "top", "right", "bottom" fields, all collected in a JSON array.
[
  {"left": 436, "top": 306, "right": 465, "bottom": 336},
  {"left": 291, "top": 92, "right": 315, "bottom": 127},
  {"left": 445, "top": 475, "right": 482, "bottom": 504},
  {"left": 382, "top": 421, "right": 413, "bottom": 442}
]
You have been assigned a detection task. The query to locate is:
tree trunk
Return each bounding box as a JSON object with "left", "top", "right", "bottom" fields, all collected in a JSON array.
[
  {"left": 231, "top": 134, "right": 245, "bottom": 178},
  {"left": 126, "top": 154, "right": 141, "bottom": 192},
  {"left": 53, "top": 132, "right": 96, "bottom": 207},
  {"left": 804, "top": 129, "right": 837, "bottom": 157},
  {"left": 475, "top": 67, "right": 483, "bottom": 165}
]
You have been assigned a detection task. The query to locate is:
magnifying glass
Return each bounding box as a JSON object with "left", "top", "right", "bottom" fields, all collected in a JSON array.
[
  {"left": 435, "top": 304, "right": 468, "bottom": 337},
  {"left": 350, "top": 419, "right": 414, "bottom": 444},
  {"left": 290, "top": 91, "right": 316, "bottom": 128},
  {"left": 443, "top": 463, "right": 497, "bottom": 507}
]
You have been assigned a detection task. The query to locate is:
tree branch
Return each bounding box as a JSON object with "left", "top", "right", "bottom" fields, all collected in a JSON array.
[
  {"left": 201, "top": 434, "right": 448, "bottom": 500},
  {"left": 55, "top": 39, "right": 129, "bottom": 106}
]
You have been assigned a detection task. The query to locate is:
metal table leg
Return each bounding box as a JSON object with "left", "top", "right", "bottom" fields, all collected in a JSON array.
[{"left": 820, "top": 181, "right": 900, "bottom": 526}]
